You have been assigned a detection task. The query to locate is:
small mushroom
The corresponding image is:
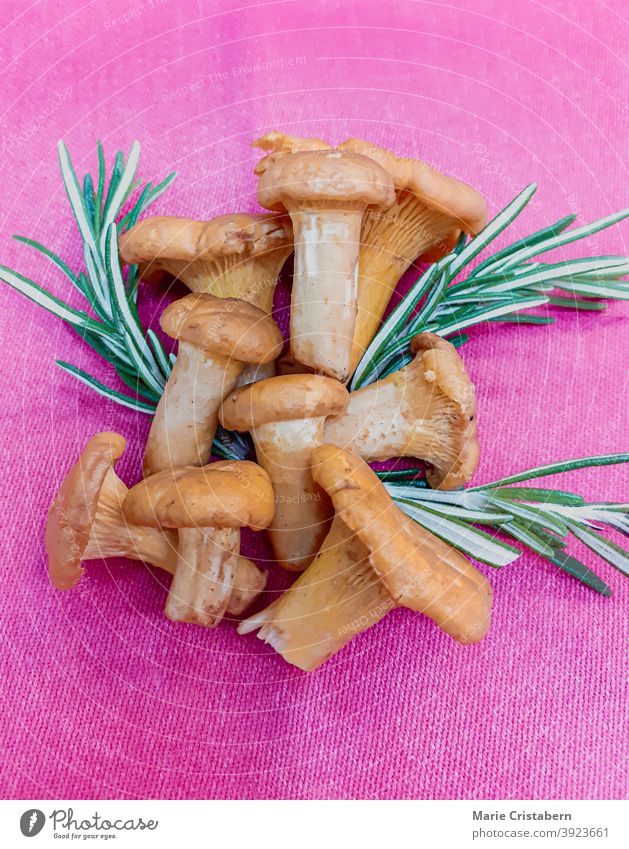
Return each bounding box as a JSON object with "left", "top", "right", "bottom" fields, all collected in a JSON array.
[
  {"left": 240, "top": 446, "right": 492, "bottom": 671},
  {"left": 220, "top": 375, "right": 349, "bottom": 570},
  {"left": 123, "top": 461, "right": 274, "bottom": 627},
  {"left": 119, "top": 213, "right": 294, "bottom": 314},
  {"left": 324, "top": 332, "right": 479, "bottom": 490},
  {"left": 45, "top": 433, "right": 267, "bottom": 615},
  {"left": 256, "top": 149, "right": 395, "bottom": 381},
  {"left": 253, "top": 131, "right": 487, "bottom": 376},
  {"left": 46, "top": 432, "right": 126, "bottom": 591},
  {"left": 144, "top": 293, "right": 283, "bottom": 477}
]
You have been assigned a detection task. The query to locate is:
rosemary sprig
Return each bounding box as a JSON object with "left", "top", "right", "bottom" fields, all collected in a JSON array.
[
  {"left": 381, "top": 453, "right": 629, "bottom": 595},
  {"left": 351, "top": 185, "right": 629, "bottom": 389},
  {"left": 0, "top": 141, "right": 247, "bottom": 460}
]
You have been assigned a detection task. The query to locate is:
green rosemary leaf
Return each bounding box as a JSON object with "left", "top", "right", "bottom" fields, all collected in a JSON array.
[
  {"left": 496, "top": 208, "right": 629, "bottom": 273},
  {"left": 384, "top": 483, "right": 489, "bottom": 509},
  {"left": 449, "top": 184, "right": 538, "bottom": 276},
  {"left": 395, "top": 499, "right": 522, "bottom": 566},
  {"left": 552, "top": 280, "right": 629, "bottom": 300},
  {"left": 480, "top": 256, "right": 629, "bottom": 289},
  {"left": 106, "top": 225, "right": 163, "bottom": 387},
  {"left": 547, "top": 296, "right": 607, "bottom": 311},
  {"left": 581, "top": 502, "right": 629, "bottom": 513},
  {"left": 147, "top": 329, "right": 173, "bottom": 381},
  {"left": 434, "top": 297, "right": 549, "bottom": 337},
  {"left": 83, "top": 173, "right": 96, "bottom": 229},
  {"left": 95, "top": 141, "right": 106, "bottom": 232},
  {"left": 488, "top": 314, "right": 554, "bottom": 325},
  {"left": 103, "top": 151, "right": 125, "bottom": 221},
  {"left": 470, "top": 453, "right": 629, "bottom": 489},
  {"left": 12, "top": 236, "right": 80, "bottom": 289},
  {"left": 145, "top": 171, "right": 177, "bottom": 204},
  {"left": 212, "top": 427, "right": 251, "bottom": 461},
  {"left": 80, "top": 328, "right": 131, "bottom": 372},
  {"left": 83, "top": 243, "right": 111, "bottom": 318},
  {"left": 0, "top": 265, "right": 112, "bottom": 338},
  {"left": 569, "top": 525, "right": 629, "bottom": 577},
  {"left": 58, "top": 142, "right": 102, "bottom": 268},
  {"left": 118, "top": 171, "right": 177, "bottom": 233},
  {"left": 494, "top": 487, "right": 585, "bottom": 506},
  {"left": 545, "top": 552, "right": 612, "bottom": 596},
  {"left": 376, "top": 468, "right": 426, "bottom": 483},
  {"left": 100, "top": 143, "right": 140, "bottom": 254},
  {"left": 471, "top": 213, "right": 576, "bottom": 278},
  {"left": 409, "top": 263, "right": 452, "bottom": 328},
  {"left": 56, "top": 360, "right": 156, "bottom": 413},
  {"left": 572, "top": 509, "right": 629, "bottom": 536},
  {"left": 410, "top": 500, "right": 513, "bottom": 525},
  {"left": 501, "top": 520, "right": 560, "bottom": 557},
  {"left": 489, "top": 495, "right": 570, "bottom": 537},
  {"left": 121, "top": 183, "right": 152, "bottom": 232}
]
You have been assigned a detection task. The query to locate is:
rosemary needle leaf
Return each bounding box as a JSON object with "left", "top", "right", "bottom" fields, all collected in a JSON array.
[
  {"left": 450, "top": 184, "right": 538, "bottom": 275},
  {"left": 470, "top": 453, "right": 629, "bottom": 489},
  {"left": 501, "top": 520, "right": 560, "bottom": 557},
  {"left": 494, "top": 487, "right": 585, "bottom": 506},
  {"left": 547, "top": 296, "right": 607, "bottom": 311},
  {"left": 545, "top": 552, "right": 612, "bottom": 596},
  {"left": 56, "top": 361, "right": 156, "bottom": 413},
  {"left": 13, "top": 236, "right": 79, "bottom": 287},
  {"left": 569, "top": 525, "right": 629, "bottom": 577},
  {"left": 471, "top": 213, "right": 576, "bottom": 278}
]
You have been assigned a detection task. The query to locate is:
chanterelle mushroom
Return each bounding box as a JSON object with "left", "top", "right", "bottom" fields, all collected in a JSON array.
[
  {"left": 45, "top": 433, "right": 267, "bottom": 615},
  {"left": 255, "top": 149, "right": 395, "bottom": 381},
  {"left": 144, "top": 293, "right": 283, "bottom": 477},
  {"left": 240, "top": 446, "right": 492, "bottom": 671},
  {"left": 123, "top": 461, "right": 274, "bottom": 627},
  {"left": 253, "top": 131, "right": 487, "bottom": 376},
  {"left": 119, "top": 213, "right": 294, "bottom": 314},
  {"left": 220, "top": 375, "right": 349, "bottom": 570},
  {"left": 324, "top": 332, "right": 479, "bottom": 490},
  {"left": 46, "top": 432, "right": 126, "bottom": 590}
]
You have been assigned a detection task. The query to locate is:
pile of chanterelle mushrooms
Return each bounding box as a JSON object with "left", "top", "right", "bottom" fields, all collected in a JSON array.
[{"left": 45, "top": 132, "right": 492, "bottom": 672}]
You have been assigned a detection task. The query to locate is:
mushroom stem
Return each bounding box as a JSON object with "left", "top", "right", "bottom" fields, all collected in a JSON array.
[
  {"left": 83, "top": 467, "right": 178, "bottom": 571},
  {"left": 252, "top": 417, "right": 330, "bottom": 571},
  {"left": 82, "top": 468, "right": 265, "bottom": 617},
  {"left": 165, "top": 526, "right": 240, "bottom": 627},
  {"left": 144, "top": 341, "right": 243, "bottom": 477},
  {"left": 288, "top": 204, "right": 363, "bottom": 382},
  {"left": 239, "top": 517, "right": 394, "bottom": 671}
]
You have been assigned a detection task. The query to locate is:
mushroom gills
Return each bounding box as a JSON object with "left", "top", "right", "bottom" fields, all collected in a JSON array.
[
  {"left": 349, "top": 194, "right": 459, "bottom": 374},
  {"left": 165, "top": 526, "right": 240, "bottom": 627}
]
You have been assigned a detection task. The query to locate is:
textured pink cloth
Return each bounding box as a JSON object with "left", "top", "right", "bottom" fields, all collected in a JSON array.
[{"left": 0, "top": 0, "right": 627, "bottom": 800}]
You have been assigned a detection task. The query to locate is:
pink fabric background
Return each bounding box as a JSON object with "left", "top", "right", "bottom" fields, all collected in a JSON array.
[{"left": 0, "top": 0, "right": 627, "bottom": 800}]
